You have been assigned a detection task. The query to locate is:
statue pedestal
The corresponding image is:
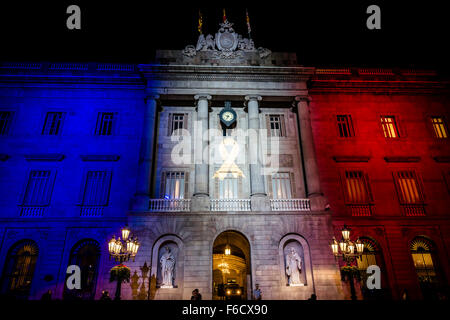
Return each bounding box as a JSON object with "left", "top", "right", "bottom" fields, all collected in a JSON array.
[
  {"left": 250, "top": 194, "right": 270, "bottom": 211},
  {"left": 288, "top": 283, "right": 305, "bottom": 287},
  {"left": 191, "top": 194, "right": 210, "bottom": 212},
  {"left": 160, "top": 285, "right": 174, "bottom": 289}
]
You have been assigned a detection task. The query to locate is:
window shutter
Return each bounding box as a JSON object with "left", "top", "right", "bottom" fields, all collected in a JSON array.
[
  {"left": 267, "top": 174, "right": 273, "bottom": 198},
  {"left": 290, "top": 172, "right": 296, "bottom": 198},
  {"left": 265, "top": 114, "right": 270, "bottom": 137},
  {"left": 167, "top": 114, "right": 173, "bottom": 136},
  {"left": 184, "top": 113, "right": 188, "bottom": 131},
  {"left": 392, "top": 171, "right": 405, "bottom": 204},
  {"left": 103, "top": 171, "right": 112, "bottom": 205},
  {"left": 184, "top": 171, "right": 189, "bottom": 198},
  {"left": 280, "top": 114, "right": 286, "bottom": 137},
  {"left": 341, "top": 171, "right": 350, "bottom": 204},
  {"left": 238, "top": 176, "right": 243, "bottom": 198},
  {"left": 364, "top": 173, "right": 373, "bottom": 203},
  {"left": 214, "top": 173, "right": 219, "bottom": 198}
]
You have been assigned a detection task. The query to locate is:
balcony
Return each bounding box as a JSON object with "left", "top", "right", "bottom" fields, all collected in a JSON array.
[
  {"left": 149, "top": 199, "right": 191, "bottom": 212},
  {"left": 402, "top": 204, "right": 426, "bottom": 216},
  {"left": 210, "top": 199, "right": 251, "bottom": 212},
  {"left": 348, "top": 204, "right": 373, "bottom": 217},
  {"left": 20, "top": 206, "right": 45, "bottom": 217},
  {"left": 80, "top": 206, "right": 104, "bottom": 217},
  {"left": 270, "top": 199, "right": 310, "bottom": 211}
]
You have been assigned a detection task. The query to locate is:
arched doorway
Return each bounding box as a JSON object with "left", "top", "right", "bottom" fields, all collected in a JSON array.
[
  {"left": 0, "top": 239, "right": 39, "bottom": 299},
  {"left": 63, "top": 239, "right": 101, "bottom": 300},
  {"left": 212, "top": 231, "right": 251, "bottom": 300}
]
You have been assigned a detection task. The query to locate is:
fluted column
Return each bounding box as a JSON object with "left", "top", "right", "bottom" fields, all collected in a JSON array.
[
  {"left": 132, "top": 93, "right": 159, "bottom": 210},
  {"left": 245, "top": 95, "right": 270, "bottom": 211},
  {"left": 295, "top": 96, "right": 326, "bottom": 210},
  {"left": 191, "top": 94, "right": 211, "bottom": 211}
]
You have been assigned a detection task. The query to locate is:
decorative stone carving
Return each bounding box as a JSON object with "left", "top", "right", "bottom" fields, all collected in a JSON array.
[
  {"left": 182, "top": 20, "right": 270, "bottom": 60},
  {"left": 285, "top": 247, "right": 303, "bottom": 286},
  {"left": 160, "top": 246, "right": 176, "bottom": 288}
]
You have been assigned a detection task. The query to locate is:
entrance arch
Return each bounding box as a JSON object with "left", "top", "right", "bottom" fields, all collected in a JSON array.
[{"left": 212, "top": 231, "right": 251, "bottom": 300}]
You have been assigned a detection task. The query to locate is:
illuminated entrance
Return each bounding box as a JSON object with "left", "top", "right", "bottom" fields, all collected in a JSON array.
[{"left": 212, "top": 231, "right": 251, "bottom": 300}]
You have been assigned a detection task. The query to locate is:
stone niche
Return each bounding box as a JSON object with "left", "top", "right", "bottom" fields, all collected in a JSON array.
[
  {"left": 278, "top": 234, "right": 314, "bottom": 299},
  {"left": 151, "top": 235, "right": 184, "bottom": 300}
]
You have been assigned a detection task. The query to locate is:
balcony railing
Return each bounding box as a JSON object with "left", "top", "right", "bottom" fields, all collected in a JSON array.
[
  {"left": 210, "top": 199, "right": 251, "bottom": 212},
  {"left": 80, "top": 206, "right": 104, "bottom": 217},
  {"left": 348, "top": 204, "right": 373, "bottom": 217},
  {"left": 149, "top": 199, "right": 191, "bottom": 212},
  {"left": 402, "top": 204, "right": 426, "bottom": 216},
  {"left": 270, "top": 199, "right": 311, "bottom": 211},
  {"left": 20, "top": 206, "right": 45, "bottom": 217}
]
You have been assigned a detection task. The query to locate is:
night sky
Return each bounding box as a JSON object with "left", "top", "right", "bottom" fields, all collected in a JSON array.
[{"left": 1, "top": 1, "right": 449, "bottom": 72}]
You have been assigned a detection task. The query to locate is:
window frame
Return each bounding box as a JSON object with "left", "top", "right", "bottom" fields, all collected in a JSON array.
[
  {"left": 335, "top": 114, "right": 356, "bottom": 138},
  {"left": 0, "top": 110, "right": 14, "bottom": 136},
  {"left": 379, "top": 114, "right": 404, "bottom": 139},
  {"left": 19, "top": 169, "right": 57, "bottom": 207},
  {"left": 265, "top": 114, "right": 286, "bottom": 138},
  {"left": 41, "top": 111, "right": 65, "bottom": 136},
  {"left": 80, "top": 170, "right": 113, "bottom": 207},
  {"left": 392, "top": 170, "right": 426, "bottom": 205},
  {"left": 94, "top": 112, "right": 117, "bottom": 136},
  {"left": 340, "top": 169, "right": 374, "bottom": 205},
  {"left": 429, "top": 115, "right": 448, "bottom": 139},
  {"left": 167, "top": 113, "right": 188, "bottom": 136},
  {"left": 159, "top": 170, "right": 189, "bottom": 199}
]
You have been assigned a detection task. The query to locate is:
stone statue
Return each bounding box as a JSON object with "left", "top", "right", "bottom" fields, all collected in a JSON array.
[
  {"left": 160, "top": 246, "right": 175, "bottom": 287},
  {"left": 196, "top": 34, "right": 207, "bottom": 51},
  {"left": 205, "top": 34, "right": 215, "bottom": 50},
  {"left": 285, "top": 247, "right": 302, "bottom": 285},
  {"left": 182, "top": 45, "right": 196, "bottom": 57}
]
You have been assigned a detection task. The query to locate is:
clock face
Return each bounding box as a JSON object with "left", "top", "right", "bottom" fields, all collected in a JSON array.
[{"left": 222, "top": 111, "right": 235, "bottom": 122}]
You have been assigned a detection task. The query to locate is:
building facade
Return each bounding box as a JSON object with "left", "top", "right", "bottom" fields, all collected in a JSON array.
[{"left": 0, "top": 21, "right": 448, "bottom": 300}]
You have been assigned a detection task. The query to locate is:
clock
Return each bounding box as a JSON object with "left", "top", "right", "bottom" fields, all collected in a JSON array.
[{"left": 219, "top": 101, "right": 237, "bottom": 127}]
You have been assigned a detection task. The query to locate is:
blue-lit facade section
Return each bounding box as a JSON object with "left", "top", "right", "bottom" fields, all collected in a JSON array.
[{"left": 0, "top": 63, "right": 146, "bottom": 299}]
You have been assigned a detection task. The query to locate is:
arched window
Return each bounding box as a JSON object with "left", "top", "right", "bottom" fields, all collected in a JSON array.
[
  {"left": 410, "top": 237, "right": 444, "bottom": 300},
  {"left": 64, "top": 239, "right": 100, "bottom": 300},
  {"left": 0, "top": 240, "right": 39, "bottom": 299},
  {"left": 356, "top": 237, "right": 390, "bottom": 300}
]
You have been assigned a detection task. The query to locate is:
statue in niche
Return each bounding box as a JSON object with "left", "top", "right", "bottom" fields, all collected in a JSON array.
[
  {"left": 285, "top": 247, "right": 303, "bottom": 285},
  {"left": 160, "top": 246, "right": 176, "bottom": 287}
]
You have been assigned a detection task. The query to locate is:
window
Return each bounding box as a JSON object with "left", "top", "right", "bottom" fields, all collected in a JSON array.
[
  {"left": 343, "top": 171, "right": 372, "bottom": 204},
  {"left": 336, "top": 115, "right": 355, "bottom": 137},
  {"left": 267, "top": 115, "right": 285, "bottom": 137},
  {"left": 394, "top": 171, "right": 425, "bottom": 216},
  {"left": 380, "top": 116, "right": 400, "bottom": 138},
  {"left": 23, "top": 170, "right": 54, "bottom": 206},
  {"left": 356, "top": 238, "right": 390, "bottom": 300},
  {"left": 82, "top": 171, "right": 112, "bottom": 206},
  {"left": 95, "top": 112, "right": 114, "bottom": 135},
  {"left": 430, "top": 117, "right": 448, "bottom": 138},
  {"left": 0, "top": 111, "right": 13, "bottom": 135},
  {"left": 0, "top": 240, "right": 39, "bottom": 299},
  {"left": 42, "top": 112, "right": 64, "bottom": 135},
  {"left": 64, "top": 239, "right": 100, "bottom": 300},
  {"left": 410, "top": 237, "right": 444, "bottom": 300},
  {"left": 218, "top": 173, "right": 238, "bottom": 199},
  {"left": 272, "top": 172, "right": 292, "bottom": 199},
  {"left": 394, "top": 171, "right": 424, "bottom": 204},
  {"left": 168, "top": 113, "right": 187, "bottom": 136},
  {"left": 162, "top": 172, "right": 185, "bottom": 199}
]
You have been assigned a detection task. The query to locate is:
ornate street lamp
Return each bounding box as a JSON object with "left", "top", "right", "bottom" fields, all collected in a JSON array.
[
  {"left": 108, "top": 225, "right": 140, "bottom": 300},
  {"left": 330, "top": 225, "right": 364, "bottom": 300}
]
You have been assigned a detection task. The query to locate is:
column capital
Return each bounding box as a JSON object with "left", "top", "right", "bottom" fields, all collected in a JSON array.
[
  {"left": 194, "top": 94, "right": 212, "bottom": 101},
  {"left": 144, "top": 93, "right": 160, "bottom": 102},
  {"left": 294, "top": 95, "right": 312, "bottom": 103},
  {"left": 245, "top": 95, "right": 262, "bottom": 102}
]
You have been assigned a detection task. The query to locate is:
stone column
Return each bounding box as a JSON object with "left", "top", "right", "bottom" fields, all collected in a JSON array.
[
  {"left": 245, "top": 95, "right": 270, "bottom": 211},
  {"left": 191, "top": 94, "right": 211, "bottom": 211},
  {"left": 295, "top": 96, "right": 327, "bottom": 210},
  {"left": 132, "top": 93, "right": 159, "bottom": 210}
]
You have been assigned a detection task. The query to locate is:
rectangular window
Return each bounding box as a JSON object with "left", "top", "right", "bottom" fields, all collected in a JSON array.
[
  {"left": 169, "top": 114, "right": 186, "bottom": 136},
  {"left": 394, "top": 171, "right": 424, "bottom": 204},
  {"left": 0, "top": 111, "right": 13, "bottom": 135},
  {"left": 431, "top": 117, "right": 448, "bottom": 138},
  {"left": 42, "top": 112, "right": 64, "bottom": 135},
  {"left": 272, "top": 172, "right": 292, "bottom": 199},
  {"left": 336, "top": 115, "right": 355, "bottom": 137},
  {"left": 344, "top": 171, "right": 372, "bottom": 203},
  {"left": 95, "top": 112, "right": 114, "bottom": 135},
  {"left": 82, "top": 171, "right": 111, "bottom": 206},
  {"left": 219, "top": 174, "right": 238, "bottom": 199},
  {"left": 381, "top": 116, "right": 400, "bottom": 138},
  {"left": 23, "top": 170, "right": 53, "bottom": 205},
  {"left": 268, "top": 115, "right": 285, "bottom": 137},
  {"left": 163, "top": 172, "right": 185, "bottom": 199}
]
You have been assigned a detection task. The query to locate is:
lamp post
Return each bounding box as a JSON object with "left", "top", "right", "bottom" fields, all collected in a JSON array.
[
  {"left": 330, "top": 225, "right": 364, "bottom": 300},
  {"left": 108, "top": 225, "right": 140, "bottom": 300}
]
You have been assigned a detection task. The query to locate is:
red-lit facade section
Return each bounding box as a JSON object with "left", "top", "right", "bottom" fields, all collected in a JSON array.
[{"left": 309, "top": 68, "right": 450, "bottom": 300}]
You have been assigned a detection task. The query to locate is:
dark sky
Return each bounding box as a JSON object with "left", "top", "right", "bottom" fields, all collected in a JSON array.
[{"left": 1, "top": 1, "right": 449, "bottom": 72}]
